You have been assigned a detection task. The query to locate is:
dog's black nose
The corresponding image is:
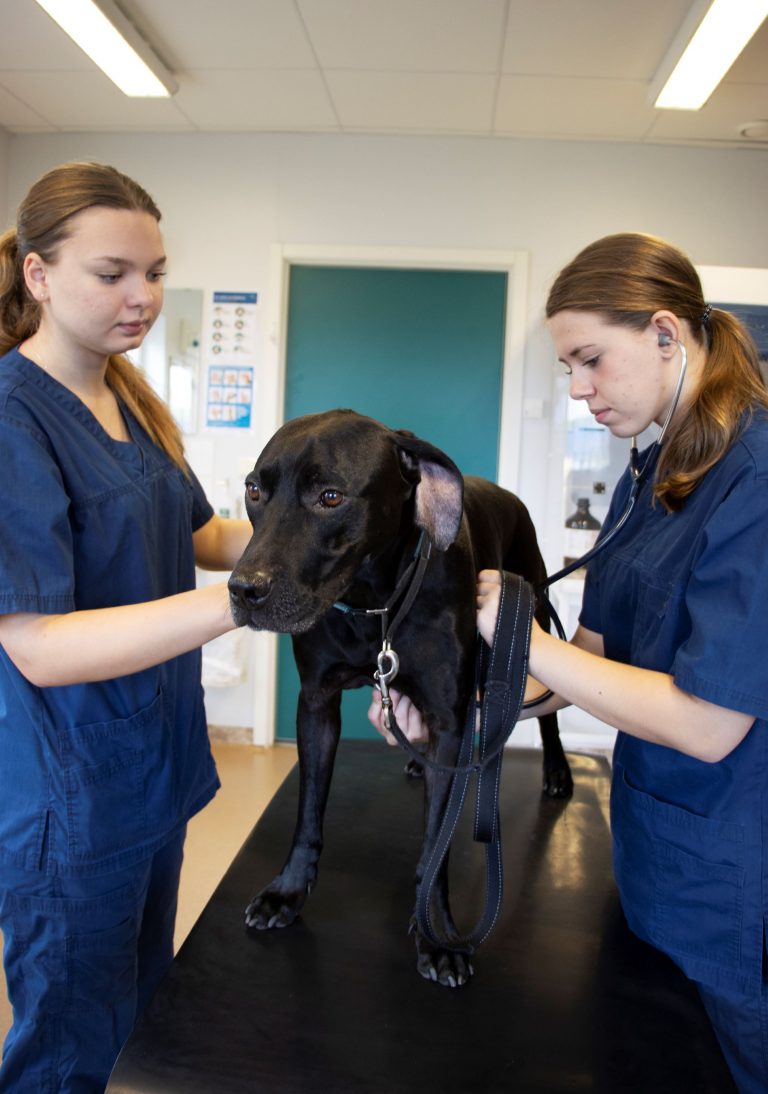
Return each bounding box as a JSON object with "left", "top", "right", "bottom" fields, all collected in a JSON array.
[{"left": 228, "top": 572, "right": 272, "bottom": 608}]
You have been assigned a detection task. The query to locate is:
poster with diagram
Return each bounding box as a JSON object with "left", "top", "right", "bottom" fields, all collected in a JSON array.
[{"left": 205, "top": 291, "right": 258, "bottom": 428}]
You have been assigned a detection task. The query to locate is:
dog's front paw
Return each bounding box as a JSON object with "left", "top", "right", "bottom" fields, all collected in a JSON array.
[
  {"left": 245, "top": 882, "right": 308, "bottom": 930},
  {"left": 542, "top": 759, "right": 574, "bottom": 799},
  {"left": 411, "top": 922, "right": 474, "bottom": 988}
]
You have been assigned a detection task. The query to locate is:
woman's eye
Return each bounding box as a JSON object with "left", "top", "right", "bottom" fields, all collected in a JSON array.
[
  {"left": 584, "top": 356, "right": 599, "bottom": 368},
  {"left": 320, "top": 489, "right": 344, "bottom": 508},
  {"left": 245, "top": 482, "right": 260, "bottom": 503},
  {"left": 98, "top": 273, "right": 120, "bottom": 284}
]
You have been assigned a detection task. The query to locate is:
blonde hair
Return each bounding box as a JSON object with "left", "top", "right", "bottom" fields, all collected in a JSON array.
[
  {"left": 546, "top": 232, "right": 767, "bottom": 510},
  {"left": 0, "top": 161, "right": 186, "bottom": 471}
]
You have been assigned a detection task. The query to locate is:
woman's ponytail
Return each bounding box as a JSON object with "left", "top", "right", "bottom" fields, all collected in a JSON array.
[
  {"left": 106, "top": 354, "right": 186, "bottom": 471},
  {"left": 0, "top": 227, "right": 40, "bottom": 356}
]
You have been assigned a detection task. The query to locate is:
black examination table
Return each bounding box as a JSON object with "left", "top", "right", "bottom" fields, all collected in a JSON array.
[{"left": 107, "top": 743, "right": 735, "bottom": 1092}]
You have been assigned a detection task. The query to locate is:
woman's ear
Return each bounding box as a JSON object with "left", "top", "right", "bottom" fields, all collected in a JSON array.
[
  {"left": 22, "top": 253, "right": 49, "bottom": 302},
  {"left": 650, "top": 309, "right": 682, "bottom": 352}
]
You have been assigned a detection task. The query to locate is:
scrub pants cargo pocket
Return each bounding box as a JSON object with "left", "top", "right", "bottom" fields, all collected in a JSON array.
[{"left": 0, "top": 830, "right": 185, "bottom": 1094}]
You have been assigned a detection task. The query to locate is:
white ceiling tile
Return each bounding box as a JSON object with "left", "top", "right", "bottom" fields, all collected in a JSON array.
[
  {"left": 505, "top": 0, "right": 691, "bottom": 78},
  {"left": 326, "top": 71, "right": 496, "bottom": 132},
  {"left": 174, "top": 69, "right": 339, "bottom": 130},
  {"left": 0, "top": 79, "right": 54, "bottom": 129},
  {"left": 128, "top": 0, "right": 317, "bottom": 71},
  {"left": 494, "top": 75, "right": 656, "bottom": 140},
  {"left": 502, "top": 0, "right": 691, "bottom": 79},
  {"left": 0, "top": 71, "right": 193, "bottom": 131},
  {"left": 0, "top": 0, "right": 94, "bottom": 70},
  {"left": 298, "top": 0, "right": 506, "bottom": 72},
  {"left": 0, "top": 0, "right": 766, "bottom": 145}
]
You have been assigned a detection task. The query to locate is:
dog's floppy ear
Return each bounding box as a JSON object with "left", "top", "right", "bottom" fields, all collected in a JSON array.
[{"left": 393, "top": 430, "right": 464, "bottom": 550}]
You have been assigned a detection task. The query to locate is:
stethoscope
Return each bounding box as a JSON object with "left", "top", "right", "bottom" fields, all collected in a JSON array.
[{"left": 536, "top": 339, "right": 688, "bottom": 629}]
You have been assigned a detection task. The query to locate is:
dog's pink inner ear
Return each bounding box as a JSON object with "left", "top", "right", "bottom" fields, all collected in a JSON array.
[{"left": 415, "top": 462, "right": 463, "bottom": 550}]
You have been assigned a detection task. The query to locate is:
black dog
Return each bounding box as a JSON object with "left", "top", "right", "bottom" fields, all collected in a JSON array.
[{"left": 229, "top": 409, "right": 573, "bottom": 987}]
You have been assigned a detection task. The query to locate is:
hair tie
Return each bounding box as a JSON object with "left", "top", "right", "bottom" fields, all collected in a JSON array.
[{"left": 701, "top": 303, "right": 712, "bottom": 327}]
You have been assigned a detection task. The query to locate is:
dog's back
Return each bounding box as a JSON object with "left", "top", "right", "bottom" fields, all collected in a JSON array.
[{"left": 462, "top": 476, "right": 547, "bottom": 588}]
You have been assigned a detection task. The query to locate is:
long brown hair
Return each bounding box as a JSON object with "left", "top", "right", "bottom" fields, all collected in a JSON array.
[
  {"left": 546, "top": 232, "right": 767, "bottom": 510},
  {"left": 0, "top": 161, "right": 186, "bottom": 470}
]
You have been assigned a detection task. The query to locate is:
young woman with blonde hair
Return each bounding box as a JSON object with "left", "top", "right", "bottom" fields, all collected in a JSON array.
[{"left": 0, "top": 161, "right": 249, "bottom": 1091}]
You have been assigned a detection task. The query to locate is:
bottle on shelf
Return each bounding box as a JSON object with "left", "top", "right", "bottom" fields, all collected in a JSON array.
[{"left": 563, "top": 497, "right": 601, "bottom": 571}]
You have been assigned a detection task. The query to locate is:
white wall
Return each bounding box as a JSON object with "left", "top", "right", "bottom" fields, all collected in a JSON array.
[
  {"left": 5, "top": 131, "right": 768, "bottom": 735},
  {"left": 0, "top": 131, "right": 9, "bottom": 234}
]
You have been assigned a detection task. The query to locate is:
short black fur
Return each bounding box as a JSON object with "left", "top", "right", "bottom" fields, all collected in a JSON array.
[{"left": 229, "top": 409, "right": 573, "bottom": 987}]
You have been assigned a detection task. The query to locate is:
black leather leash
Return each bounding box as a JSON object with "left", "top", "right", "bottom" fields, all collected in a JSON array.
[
  {"left": 335, "top": 546, "right": 535, "bottom": 952},
  {"left": 385, "top": 571, "right": 535, "bottom": 951}
]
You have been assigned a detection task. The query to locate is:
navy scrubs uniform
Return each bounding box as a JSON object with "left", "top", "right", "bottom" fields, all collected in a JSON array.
[
  {"left": 581, "top": 411, "right": 768, "bottom": 1092},
  {"left": 0, "top": 347, "right": 220, "bottom": 1091}
]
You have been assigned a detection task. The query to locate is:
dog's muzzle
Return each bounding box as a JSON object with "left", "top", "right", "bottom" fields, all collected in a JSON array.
[{"left": 227, "top": 571, "right": 331, "bottom": 634}]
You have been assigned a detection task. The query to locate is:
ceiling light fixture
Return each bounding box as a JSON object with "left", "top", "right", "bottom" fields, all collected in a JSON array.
[
  {"left": 650, "top": 0, "right": 768, "bottom": 111},
  {"left": 32, "top": 0, "right": 177, "bottom": 98}
]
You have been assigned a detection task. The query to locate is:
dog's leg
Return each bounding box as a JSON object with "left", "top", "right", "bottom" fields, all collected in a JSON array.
[
  {"left": 532, "top": 598, "right": 574, "bottom": 799},
  {"left": 537, "top": 711, "right": 574, "bottom": 798},
  {"left": 245, "top": 690, "right": 341, "bottom": 929},
  {"left": 410, "top": 731, "right": 474, "bottom": 988}
]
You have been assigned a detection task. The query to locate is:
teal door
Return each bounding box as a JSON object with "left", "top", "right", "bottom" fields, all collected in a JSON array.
[{"left": 277, "top": 265, "right": 507, "bottom": 740}]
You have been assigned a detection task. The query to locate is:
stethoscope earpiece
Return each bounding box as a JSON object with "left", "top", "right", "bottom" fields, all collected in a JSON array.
[{"left": 658, "top": 332, "right": 672, "bottom": 347}]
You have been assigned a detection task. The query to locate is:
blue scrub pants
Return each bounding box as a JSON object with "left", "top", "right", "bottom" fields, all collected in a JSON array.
[
  {"left": 697, "top": 976, "right": 768, "bottom": 1094},
  {"left": 0, "top": 830, "right": 185, "bottom": 1093}
]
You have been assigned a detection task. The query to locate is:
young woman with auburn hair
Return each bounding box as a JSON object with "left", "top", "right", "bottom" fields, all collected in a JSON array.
[{"left": 373, "top": 234, "right": 768, "bottom": 1092}]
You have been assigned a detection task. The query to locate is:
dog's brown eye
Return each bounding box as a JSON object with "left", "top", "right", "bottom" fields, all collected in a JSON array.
[
  {"left": 245, "top": 482, "right": 260, "bottom": 503},
  {"left": 320, "top": 489, "right": 344, "bottom": 508}
]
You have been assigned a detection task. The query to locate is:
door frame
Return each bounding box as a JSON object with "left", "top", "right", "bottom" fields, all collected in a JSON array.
[{"left": 250, "top": 244, "right": 529, "bottom": 746}]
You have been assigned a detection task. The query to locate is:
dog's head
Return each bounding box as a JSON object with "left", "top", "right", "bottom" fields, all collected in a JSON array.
[{"left": 228, "top": 409, "right": 464, "bottom": 632}]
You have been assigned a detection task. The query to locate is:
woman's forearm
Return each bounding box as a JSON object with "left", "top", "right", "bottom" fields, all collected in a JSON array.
[
  {"left": 0, "top": 583, "right": 237, "bottom": 687},
  {"left": 529, "top": 627, "right": 753, "bottom": 762},
  {"left": 194, "top": 514, "right": 253, "bottom": 570}
]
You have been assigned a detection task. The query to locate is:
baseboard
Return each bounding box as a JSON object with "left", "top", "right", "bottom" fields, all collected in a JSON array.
[{"left": 208, "top": 724, "right": 253, "bottom": 745}]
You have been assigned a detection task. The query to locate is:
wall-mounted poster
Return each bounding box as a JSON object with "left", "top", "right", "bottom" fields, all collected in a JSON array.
[{"left": 205, "top": 291, "right": 258, "bottom": 428}]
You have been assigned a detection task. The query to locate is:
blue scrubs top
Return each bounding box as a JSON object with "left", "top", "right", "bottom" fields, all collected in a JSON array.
[
  {"left": 581, "top": 411, "right": 768, "bottom": 994},
  {"left": 0, "top": 347, "right": 219, "bottom": 877}
]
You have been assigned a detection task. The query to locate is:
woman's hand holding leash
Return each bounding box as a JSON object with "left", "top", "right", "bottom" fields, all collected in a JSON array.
[
  {"left": 370, "top": 568, "right": 552, "bottom": 741},
  {"left": 368, "top": 687, "right": 428, "bottom": 746},
  {"left": 476, "top": 568, "right": 502, "bottom": 646}
]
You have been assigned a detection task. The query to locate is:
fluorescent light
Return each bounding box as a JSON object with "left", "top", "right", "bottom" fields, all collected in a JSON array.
[
  {"left": 651, "top": 0, "right": 768, "bottom": 110},
  {"left": 33, "top": 0, "right": 177, "bottom": 98}
]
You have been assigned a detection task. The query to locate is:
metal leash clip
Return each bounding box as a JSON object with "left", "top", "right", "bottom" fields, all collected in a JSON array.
[{"left": 374, "top": 640, "right": 400, "bottom": 731}]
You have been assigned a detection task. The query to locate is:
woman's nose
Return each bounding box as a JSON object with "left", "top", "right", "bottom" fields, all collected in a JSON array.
[
  {"left": 569, "top": 370, "right": 595, "bottom": 401},
  {"left": 128, "top": 277, "right": 160, "bottom": 309}
]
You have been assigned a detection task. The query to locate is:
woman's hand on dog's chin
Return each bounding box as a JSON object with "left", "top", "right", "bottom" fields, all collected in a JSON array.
[{"left": 368, "top": 688, "right": 429, "bottom": 747}]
